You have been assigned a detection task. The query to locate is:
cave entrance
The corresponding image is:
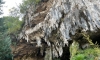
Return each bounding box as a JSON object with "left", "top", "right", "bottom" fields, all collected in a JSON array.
[
  {"left": 60, "top": 40, "right": 73, "bottom": 60},
  {"left": 61, "top": 46, "right": 70, "bottom": 60},
  {"left": 91, "top": 35, "right": 100, "bottom": 45},
  {"left": 90, "top": 30, "right": 100, "bottom": 45}
]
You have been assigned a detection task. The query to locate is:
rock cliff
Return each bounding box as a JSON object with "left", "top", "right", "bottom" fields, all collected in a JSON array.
[{"left": 14, "top": 0, "right": 100, "bottom": 60}]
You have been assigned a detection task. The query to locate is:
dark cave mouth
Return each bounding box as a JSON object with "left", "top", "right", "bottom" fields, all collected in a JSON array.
[
  {"left": 89, "top": 30, "right": 100, "bottom": 45},
  {"left": 91, "top": 35, "right": 100, "bottom": 45},
  {"left": 61, "top": 46, "right": 70, "bottom": 60}
]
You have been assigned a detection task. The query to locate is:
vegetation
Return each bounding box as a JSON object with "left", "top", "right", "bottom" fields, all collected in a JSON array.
[
  {"left": 0, "top": 18, "right": 13, "bottom": 60},
  {"left": 3, "top": 16, "right": 23, "bottom": 34},
  {"left": 0, "top": 33, "right": 12, "bottom": 60},
  {"left": 70, "top": 44, "right": 100, "bottom": 60},
  {"left": 70, "top": 32, "right": 100, "bottom": 60},
  {"left": 19, "top": 0, "right": 40, "bottom": 14},
  {"left": 0, "top": 1, "right": 23, "bottom": 59},
  {"left": 70, "top": 41, "right": 79, "bottom": 60},
  {"left": 0, "top": 16, "right": 23, "bottom": 60},
  {"left": 0, "top": 0, "right": 13, "bottom": 59},
  {"left": 0, "top": 0, "right": 34, "bottom": 59}
]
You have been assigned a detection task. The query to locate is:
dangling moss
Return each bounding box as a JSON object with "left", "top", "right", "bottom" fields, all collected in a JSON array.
[{"left": 81, "top": 32, "right": 94, "bottom": 45}]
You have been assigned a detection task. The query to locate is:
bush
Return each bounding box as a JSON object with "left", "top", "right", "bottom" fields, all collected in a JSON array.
[
  {"left": 73, "top": 54, "right": 85, "bottom": 60},
  {"left": 0, "top": 33, "right": 13, "bottom": 60},
  {"left": 3, "top": 16, "right": 23, "bottom": 34},
  {"left": 70, "top": 41, "right": 100, "bottom": 60}
]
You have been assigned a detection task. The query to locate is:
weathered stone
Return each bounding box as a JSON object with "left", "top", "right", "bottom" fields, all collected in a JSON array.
[{"left": 18, "top": 0, "right": 100, "bottom": 59}]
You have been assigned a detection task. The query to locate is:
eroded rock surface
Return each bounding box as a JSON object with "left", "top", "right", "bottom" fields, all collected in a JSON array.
[{"left": 16, "top": 0, "right": 100, "bottom": 60}]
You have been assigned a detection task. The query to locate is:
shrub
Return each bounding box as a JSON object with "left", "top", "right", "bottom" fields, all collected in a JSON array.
[
  {"left": 70, "top": 41, "right": 100, "bottom": 60},
  {"left": 0, "top": 33, "right": 13, "bottom": 60}
]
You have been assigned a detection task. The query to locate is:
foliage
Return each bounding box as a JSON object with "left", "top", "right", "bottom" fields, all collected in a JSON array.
[
  {"left": 0, "top": 16, "right": 23, "bottom": 60},
  {"left": 73, "top": 54, "right": 85, "bottom": 60},
  {"left": 19, "top": 0, "right": 40, "bottom": 14},
  {"left": 0, "top": 18, "right": 5, "bottom": 32},
  {"left": 3, "top": 16, "right": 23, "bottom": 34},
  {"left": 0, "top": 17, "right": 13, "bottom": 60},
  {"left": 81, "top": 33, "right": 94, "bottom": 45},
  {"left": 0, "top": 31, "right": 13, "bottom": 60},
  {"left": 73, "top": 47, "right": 100, "bottom": 60},
  {"left": 0, "top": 0, "right": 23, "bottom": 60},
  {"left": 70, "top": 41, "right": 100, "bottom": 60},
  {"left": 70, "top": 32, "right": 100, "bottom": 60},
  {"left": 70, "top": 41, "right": 79, "bottom": 60}
]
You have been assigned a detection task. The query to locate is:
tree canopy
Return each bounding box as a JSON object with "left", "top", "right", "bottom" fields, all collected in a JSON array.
[
  {"left": 19, "top": 0, "right": 40, "bottom": 14},
  {"left": 3, "top": 16, "right": 23, "bottom": 34},
  {"left": 0, "top": 17, "right": 13, "bottom": 60}
]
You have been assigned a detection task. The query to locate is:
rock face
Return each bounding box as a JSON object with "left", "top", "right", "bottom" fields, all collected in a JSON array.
[{"left": 18, "top": 0, "right": 100, "bottom": 60}]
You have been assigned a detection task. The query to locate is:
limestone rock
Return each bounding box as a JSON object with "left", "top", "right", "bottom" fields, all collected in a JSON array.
[{"left": 19, "top": 0, "right": 100, "bottom": 59}]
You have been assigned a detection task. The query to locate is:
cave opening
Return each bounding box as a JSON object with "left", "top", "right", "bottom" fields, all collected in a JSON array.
[
  {"left": 90, "top": 34, "right": 100, "bottom": 45},
  {"left": 61, "top": 46, "right": 70, "bottom": 60},
  {"left": 60, "top": 40, "right": 73, "bottom": 60},
  {"left": 89, "top": 30, "right": 100, "bottom": 45}
]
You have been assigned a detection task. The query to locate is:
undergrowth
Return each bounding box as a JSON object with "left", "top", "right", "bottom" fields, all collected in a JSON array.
[
  {"left": 70, "top": 41, "right": 100, "bottom": 60},
  {"left": 70, "top": 32, "right": 100, "bottom": 60}
]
